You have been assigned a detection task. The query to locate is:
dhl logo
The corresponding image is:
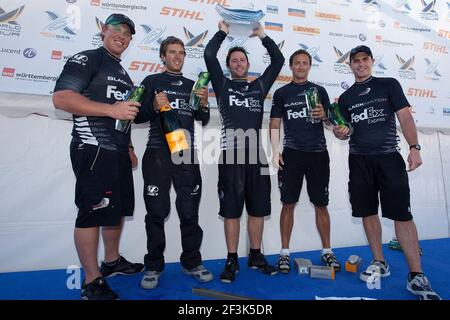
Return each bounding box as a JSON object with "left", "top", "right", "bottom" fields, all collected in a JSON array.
[
  {"left": 293, "top": 25, "right": 320, "bottom": 35},
  {"left": 129, "top": 61, "right": 165, "bottom": 73},
  {"left": 407, "top": 88, "right": 436, "bottom": 98},
  {"left": 276, "top": 75, "right": 292, "bottom": 83},
  {"left": 315, "top": 12, "right": 341, "bottom": 21},
  {"left": 189, "top": 0, "right": 230, "bottom": 6},
  {"left": 160, "top": 7, "right": 205, "bottom": 21}
]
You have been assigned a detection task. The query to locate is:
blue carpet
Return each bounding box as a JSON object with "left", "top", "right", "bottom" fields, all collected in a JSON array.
[{"left": 0, "top": 238, "right": 448, "bottom": 300}]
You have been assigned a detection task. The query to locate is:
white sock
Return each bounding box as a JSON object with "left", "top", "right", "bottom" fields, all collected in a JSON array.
[
  {"left": 322, "top": 248, "right": 333, "bottom": 255},
  {"left": 280, "top": 248, "right": 290, "bottom": 256}
]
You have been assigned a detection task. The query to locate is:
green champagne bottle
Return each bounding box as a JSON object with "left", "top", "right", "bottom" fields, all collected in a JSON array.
[
  {"left": 305, "top": 87, "right": 321, "bottom": 120},
  {"left": 115, "top": 85, "right": 145, "bottom": 134},
  {"left": 328, "top": 102, "right": 353, "bottom": 135},
  {"left": 189, "top": 72, "right": 210, "bottom": 110}
]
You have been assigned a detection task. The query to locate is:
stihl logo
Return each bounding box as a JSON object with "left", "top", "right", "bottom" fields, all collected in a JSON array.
[
  {"left": 287, "top": 107, "right": 309, "bottom": 120},
  {"left": 423, "top": 42, "right": 448, "bottom": 54},
  {"left": 407, "top": 88, "right": 436, "bottom": 98},
  {"left": 160, "top": 7, "right": 205, "bottom": 20},
  {"left": 438, "top": 29, "right": 450, "bottom": 39},
  {"left": 129, "top": 61, "right": 165, "bottom": 73},
  {"left": 91, "top": 0, "right": 100, "bottom": 6},
  {"left": 2, "top": 67, "right": 15, "bottom": 77},
  {"left": 106, "top": 85, "right": 128, "bottom": 100},
  {"left": 351, "top": 107, "right": 385, "bottom": 123},
  {"left": 51, "top": 50, "right": 62, "bottom": 60},
  {"left": 229, "top": 95, "right": 260, "bottom": 108}
]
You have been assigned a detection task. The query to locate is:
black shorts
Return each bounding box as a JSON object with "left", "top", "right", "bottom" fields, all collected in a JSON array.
[
  {"left": 278, "top": 148, "right": 330, "bottom": 206},
  {"left": 70, "top": 142, "right": 134, "bottom": 228},
  {"left": 218, "top": 150, "right": 271, "bottom": 218},
  {"left": 348, "top": 152, "right": 412, "bottom": 221}
]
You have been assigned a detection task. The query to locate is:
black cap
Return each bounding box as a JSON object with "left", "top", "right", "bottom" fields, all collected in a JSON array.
[
  {"left": 105, "top": 13, "right": 135, "bottom": 34},
  {"left": 349, "top": 45, "right": 373, "bottom": 62}
]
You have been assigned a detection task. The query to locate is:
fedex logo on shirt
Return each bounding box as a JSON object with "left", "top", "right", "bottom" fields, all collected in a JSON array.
[
  {"left": 351, "top": 107, "right": 385, "bottom": 123},
  {"left": 287, "top": 107, "right": 321, "bottom": 123},
  {"left": 169, "top": 98, "right": 189, "bottom": 110},
  {"left": 229, "top": 95, "right": 261, "bottom": 110},
  {"left": 106, "top": 85, "right": 128, "bottom": 100},
  {"left": 287, "top": 107, "right": 308, "bottom": 119}
]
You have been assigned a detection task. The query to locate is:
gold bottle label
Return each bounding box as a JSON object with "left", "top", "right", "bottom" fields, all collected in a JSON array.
[{"left": 165, "top": 129, "right": 189, "bottom": 153}]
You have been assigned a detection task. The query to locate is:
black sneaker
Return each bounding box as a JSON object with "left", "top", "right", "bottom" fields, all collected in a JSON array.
[
  {"left": 277, "top": 255, "right": 290, "bottom": 274},
  {"left": 220, "top": 257, "right": 239, "bottom": 283},
  {"left": 248, "top": 253, "right": 277, "bottom": 275},
  {"left": 321, "top": 252, "right": 341, "bottom": 272},
  {"left": 81, "top": 277, "right": 118, "bottom": 300},
  {"left": 100, "top": 255, "right": 144, "bottom": 278},
  {"left": 407, "top": 274, "right": 441, "bottom": 300}
]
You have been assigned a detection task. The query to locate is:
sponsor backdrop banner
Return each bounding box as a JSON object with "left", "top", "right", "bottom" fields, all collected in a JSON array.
[{"left": 0, "top": 0, "right": 449, "bottom": 129}]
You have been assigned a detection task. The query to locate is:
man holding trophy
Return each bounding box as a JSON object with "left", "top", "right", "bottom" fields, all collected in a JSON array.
[
  {"left": 204, "top": 19, "right": 284, "bottom": 283},
  {"left": 269, "top": 49, "right": 341, "bottom": 274}
]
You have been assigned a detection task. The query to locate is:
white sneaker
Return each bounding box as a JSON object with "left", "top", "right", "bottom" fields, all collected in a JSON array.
[
  {"left": 407, "top": 274, "right": 441, "bottom": 300},
  {"left": 360, "top": 260, "right": 390, "bottom": 282},
  {"left": 182, "top": 265, "right": 214, "bottom": 282},
  {"left": 141, "top": 270, "right": 161, "bottom": 289}
]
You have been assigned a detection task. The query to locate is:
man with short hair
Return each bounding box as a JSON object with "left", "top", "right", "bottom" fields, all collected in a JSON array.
[
  {"left": 134, "top": 36, "right": 213, "bottom": 289},
  {"left": 270, "top": 49, "right": 341, "bottom": 274},
  {"left": 204, "top": 21, "right": 284, "bottom": 283},
  {"left": 53, "top": 13, "right": 144, "bottom": 300},
  {"left": 333, "top": 45, "right": 441, "bottom": 300}
]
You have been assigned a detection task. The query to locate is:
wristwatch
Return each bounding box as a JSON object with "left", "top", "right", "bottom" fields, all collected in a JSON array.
[
  {"left": 409, "top": 144, "right": 421, "bottom": 151},
  {"left": 200, "top": 102, "right": 210, "bottom": 111}
]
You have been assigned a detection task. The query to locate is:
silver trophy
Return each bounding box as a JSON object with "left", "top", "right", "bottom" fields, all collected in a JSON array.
[{"left": 215, "top": 4, "right": 264, "bottom": 37}]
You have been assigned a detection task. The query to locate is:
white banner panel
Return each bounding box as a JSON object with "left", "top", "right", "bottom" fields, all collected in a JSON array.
[{"left": 0, "top": 0, "right": 449, "bottom": 129}]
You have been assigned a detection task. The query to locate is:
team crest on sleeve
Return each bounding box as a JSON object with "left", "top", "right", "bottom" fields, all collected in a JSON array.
[{"left": 68, "top": 53, "right": 89, "bottom": 66}]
